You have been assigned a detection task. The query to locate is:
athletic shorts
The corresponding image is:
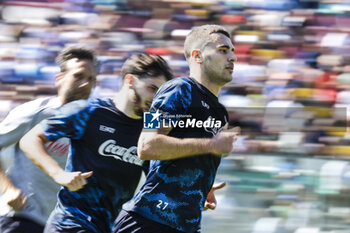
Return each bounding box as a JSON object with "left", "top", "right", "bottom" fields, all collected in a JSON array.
[
  {"left": 0, "top": 215, "right": 44, "bottom": 233},
  {"left": 112, "top": 210, "right": 200, "bottom": 233}
]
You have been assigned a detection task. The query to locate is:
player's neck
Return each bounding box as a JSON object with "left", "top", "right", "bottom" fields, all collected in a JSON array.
[
  {"left": 58, "top": 95, "right": 67, "bottom": 106},
  {"left": 113, "top": 90, "right": 141, "bottom": 120},
  {"left": 190, "top": 71, "right": 220, "bottom": 97}
]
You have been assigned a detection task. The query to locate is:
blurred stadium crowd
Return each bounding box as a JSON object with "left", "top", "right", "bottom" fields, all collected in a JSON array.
[
  {"left": 1, "top": 0, "right": 350, "bottom": 156},
  {"left": 1, "top": 0, "right": 350, "bottom": 232}
]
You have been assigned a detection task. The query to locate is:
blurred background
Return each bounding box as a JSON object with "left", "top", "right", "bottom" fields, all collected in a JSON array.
[{"left": 0, "top": 0, "right": 350, "bottom": 232}]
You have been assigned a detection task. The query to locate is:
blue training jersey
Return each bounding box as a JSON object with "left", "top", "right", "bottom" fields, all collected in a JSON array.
[
  {"left": 129, "top": 77, "right": 228, "bottom": 233},
  {"left": 41, "top": 98, "right": 145, "bottom": 233}
]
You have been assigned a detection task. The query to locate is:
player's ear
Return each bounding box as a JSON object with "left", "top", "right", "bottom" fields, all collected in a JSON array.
[
  {"left": 124, "top": 74, "right": 135, "bottom": 88},
  {"left": 192, "top": 49, "right": 202, "bottom": 64}
]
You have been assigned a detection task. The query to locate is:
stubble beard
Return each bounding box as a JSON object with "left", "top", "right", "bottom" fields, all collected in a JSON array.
[
  {"left": 133, "top": 86, "right": 144, "bottom": 117},
  {"left": 204, "top": 62, "right": 229, "bottom": 87}
]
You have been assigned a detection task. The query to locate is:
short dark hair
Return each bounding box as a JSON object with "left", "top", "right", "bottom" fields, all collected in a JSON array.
[
  {"left": 121, "top": 53, "right": 173, "bottom": 81},
  {"left": 56, "top": 46, "right": 97, "bottom": 72},
  {"left": 184, "top": 24, "right": 230, "bottom": 60}
]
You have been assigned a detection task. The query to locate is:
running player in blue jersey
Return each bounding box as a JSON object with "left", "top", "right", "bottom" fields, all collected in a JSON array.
[
  {"left": 19, "top": 53, "right": 173, "bottom": 233},
  {"left": 0, "top": 46, "right": 96, "bottom": 233},
  {"left": 113, "top": 24, "right": 238, "bottom": 233}
]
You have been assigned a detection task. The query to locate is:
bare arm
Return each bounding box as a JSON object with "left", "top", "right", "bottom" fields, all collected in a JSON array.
[
  {"left": 20, "top": 124, "right": 63, "bottom": 178},
  {"left": 19, "top": 124, "right": 92, "bottom": 191},
  {"left": 0, "top": 161, "right": 26, "bottom": 210},
  {"left": 138, "top": 127, "right": 239, "bottom": 160},
  {"left": 0, "top": 163, "right": 15, "bottom": 193}
]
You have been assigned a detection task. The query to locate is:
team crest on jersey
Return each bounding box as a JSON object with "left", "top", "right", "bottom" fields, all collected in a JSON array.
[{"left": 203, "top": 116, "right": 224, "bottom": 136}]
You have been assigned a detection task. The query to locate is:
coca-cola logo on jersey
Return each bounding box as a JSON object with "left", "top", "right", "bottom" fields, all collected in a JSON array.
[{"left": 98, "top": 139, "right": 143, "bottom": 166}]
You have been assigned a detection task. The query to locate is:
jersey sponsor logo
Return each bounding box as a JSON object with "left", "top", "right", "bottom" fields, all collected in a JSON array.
[
  {"left": 98, "top": 139, "right": 143, "bottom": 166},
  {"left": 99, "top": 125, "right": 116, "bottom": 134}
]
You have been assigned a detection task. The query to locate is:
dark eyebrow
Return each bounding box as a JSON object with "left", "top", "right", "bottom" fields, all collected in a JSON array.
[{"left": 217, "top": 45, "right": 235, "bottom": 52}]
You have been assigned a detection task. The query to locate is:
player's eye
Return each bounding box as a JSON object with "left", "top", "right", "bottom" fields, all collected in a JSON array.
[
  {"left": 74, "top": 73, "right": 84, "bottom": 79},
  {"left": 148, "top": 85, "right": 158, "bottom": 92},
  {"left": 219, "top": 49, "right": 228, "bottom": 54}
]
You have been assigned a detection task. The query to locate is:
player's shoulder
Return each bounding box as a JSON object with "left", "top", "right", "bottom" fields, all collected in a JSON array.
[
  {"left": 90, "top": 97, "right": 114, "bottom": 108},
  {"left": 158, "top": 77, "right": 193, "bottom": 95},
  {"left": 58, "top": 98, "right": 114, "bottom": 115},
  {"left": 9, "top": 96, "right": 55, "bottom": 115},
  {"left": 24, "top": 96, "right": 53, "bottom": 108},
  {"left": 164, "top": 77, "right": 192, "bottom": 87},
  {"left": 57, "top": 99, "right": 91, "bottom": 117}
]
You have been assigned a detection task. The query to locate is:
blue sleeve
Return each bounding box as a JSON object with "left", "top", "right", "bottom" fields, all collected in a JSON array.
[
  {"left": 150, "top": 78, "right": 192, "bottom": 116},
  {"left": 41, "top": 99, "right": 95, "bottom": 141}
]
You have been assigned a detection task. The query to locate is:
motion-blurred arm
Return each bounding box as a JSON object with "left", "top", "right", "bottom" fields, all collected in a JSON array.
[{"left": 20, "top": 124, "right": 92, "bottom": 191}]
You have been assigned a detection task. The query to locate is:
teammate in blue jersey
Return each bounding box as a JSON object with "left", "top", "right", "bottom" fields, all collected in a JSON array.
[
  {"left": 113, "top": 24, "right": 238, "bottom": 233},
  {"left": 19, "top": 53, "right": 173, "bottom": 233},
  {"left": 0, "top": 46, "right": 96, "bottom": 233}
]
